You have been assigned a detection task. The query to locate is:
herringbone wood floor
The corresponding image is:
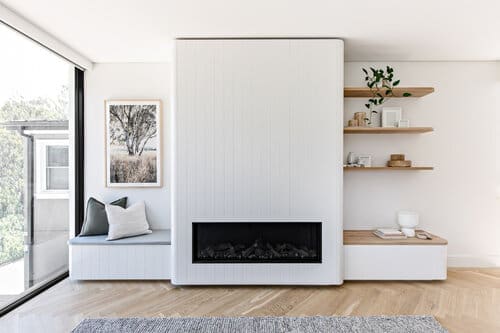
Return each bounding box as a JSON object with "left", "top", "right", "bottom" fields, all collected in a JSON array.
[{"left": 1, "top": 268, "right": 499, "bottom": 333}]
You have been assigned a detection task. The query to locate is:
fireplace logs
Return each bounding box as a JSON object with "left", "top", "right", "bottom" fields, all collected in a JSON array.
[{"left": 198, "top": 238, "right": 317, "bottom": 261}]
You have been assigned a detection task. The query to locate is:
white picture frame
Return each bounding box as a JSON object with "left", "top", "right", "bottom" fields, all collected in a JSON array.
[
  {"left": 105, "top": 100, "right": 162, "bottom": 188},
  {"left": 357, "top": 155, "right": 372, "bottom": 167},
  {"left": 382, "top": 107, "right": 402, "bottom": 128}
]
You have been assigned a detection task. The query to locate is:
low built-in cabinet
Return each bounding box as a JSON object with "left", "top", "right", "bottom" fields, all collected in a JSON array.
[{"left": 343, "top": 230, "right": 447, "bottom": 280}]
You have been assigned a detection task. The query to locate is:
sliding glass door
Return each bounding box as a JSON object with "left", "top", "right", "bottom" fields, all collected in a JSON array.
[{"left": 0, "top": 22, "right": 79, "bottom": 311}]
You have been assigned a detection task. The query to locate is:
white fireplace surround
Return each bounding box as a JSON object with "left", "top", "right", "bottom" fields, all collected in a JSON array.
[{"left": 172, "top": 38, "right": 344, "bottom": 285}]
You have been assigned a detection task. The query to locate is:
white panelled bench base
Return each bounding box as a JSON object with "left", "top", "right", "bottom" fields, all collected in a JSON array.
[{"left": 69, "top": 230, "right": 171, "bottom": 280}]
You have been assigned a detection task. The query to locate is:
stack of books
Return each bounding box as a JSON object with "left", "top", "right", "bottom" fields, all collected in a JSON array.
[{"left": 373, "top": 229, "right": 407, "bottom": 240}]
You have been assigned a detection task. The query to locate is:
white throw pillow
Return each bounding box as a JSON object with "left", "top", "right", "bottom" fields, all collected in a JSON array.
[{"left": 105, "top": 201, "right": 152, "bottom": 241}]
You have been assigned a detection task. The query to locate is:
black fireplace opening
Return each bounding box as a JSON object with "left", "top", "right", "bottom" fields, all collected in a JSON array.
[{"left": 192, "top": 222, "right": 321, "bottom": 263}]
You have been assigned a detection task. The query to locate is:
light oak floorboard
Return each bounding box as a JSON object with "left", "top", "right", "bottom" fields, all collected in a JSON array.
[{"left": 1, "top": 268, "right": 499, "bottom": 333}]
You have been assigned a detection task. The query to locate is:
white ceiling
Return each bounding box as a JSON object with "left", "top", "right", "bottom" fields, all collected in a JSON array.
[{"left": 1, "top": 0, "right": 499, "bottom": 63}]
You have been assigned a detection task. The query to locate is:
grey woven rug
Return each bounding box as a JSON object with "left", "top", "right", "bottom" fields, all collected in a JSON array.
[{"left": 72, "top": 315, "right": 447, "bottom": 333}]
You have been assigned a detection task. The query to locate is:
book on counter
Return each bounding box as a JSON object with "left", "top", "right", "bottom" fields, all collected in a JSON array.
[{"left": 373, "top": 228, "right": 407, "bottom": 240}]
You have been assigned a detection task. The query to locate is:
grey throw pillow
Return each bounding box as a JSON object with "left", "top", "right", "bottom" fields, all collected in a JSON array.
[{"left": 79, "top": 197, "right": 127, "bottom": 236}]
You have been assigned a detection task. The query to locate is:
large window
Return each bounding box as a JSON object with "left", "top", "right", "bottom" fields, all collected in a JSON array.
[{"left": 0, "top": 22, "right": 80, "bottom": 312}]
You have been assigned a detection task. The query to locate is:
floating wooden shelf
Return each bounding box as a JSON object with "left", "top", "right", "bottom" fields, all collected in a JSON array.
[
  {"left": 344, "top": 87, "right": 434, "bottom": 98},
  {"left": 344, "top": 230, "right": 447, "bottom": 246},
  {"left": 344, "top": 127, "right": 433, "bottom": 134},
  {"left": 344, "top": 166, "right": 434, "bottom": 171}
]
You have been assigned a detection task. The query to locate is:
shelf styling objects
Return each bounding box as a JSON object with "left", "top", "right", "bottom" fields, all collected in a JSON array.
[
  {"left": 346, "top": 152, "right": 357, "bottom": 166},
  {"left": 354, "top": 112, "right": 367, "bottom": 127},
  {"left": 361, "top": 66, "right": 413, "bottom": 127},
  {"left": 390, "top": 154, "right": 405, "bottom": 160},
  {"left": 382, "top": 107, "right": 402, "bottom": 127},
  {"left": 348, "top": 119, "right": 359, "bottom": 127},
  {"left": 357, "top": 155, "right": 372, "bottom": 167},
  {"left": 373, "top": 228, "right": 407, "bottom": 240},
  {"left": 347, "top": 112, "right": 367, "bottom": 127},
  {"left": 387, "top": 154, "right": 412, "bottom": 167},
  {"left": 416, "top": 231, "right": 433, "bottom": 240},
  {"left": 398, "top": 211, "right": 419, "bottom": 237}
]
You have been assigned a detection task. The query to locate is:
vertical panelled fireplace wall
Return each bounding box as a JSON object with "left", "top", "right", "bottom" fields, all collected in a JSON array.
[
  {"left": 193, "top": 222, "right": 322, "bottom": 263},
  {"left": 173, "top": 38, "right": 344, "bottom": 284}
]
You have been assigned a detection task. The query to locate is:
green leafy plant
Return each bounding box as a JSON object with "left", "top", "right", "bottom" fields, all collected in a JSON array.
[{"left": 362, "top": 66, "right": 411, "bottom": 124}]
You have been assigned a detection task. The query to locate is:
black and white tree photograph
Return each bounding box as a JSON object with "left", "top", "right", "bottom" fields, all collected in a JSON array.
[{"left": 105, "top": 100, "right": 161, "bottom": 187}]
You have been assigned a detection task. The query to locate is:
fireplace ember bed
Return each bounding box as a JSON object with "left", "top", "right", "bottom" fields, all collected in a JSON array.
[{"left": 192, "top": 222, "right": 322, "bottom": 264}]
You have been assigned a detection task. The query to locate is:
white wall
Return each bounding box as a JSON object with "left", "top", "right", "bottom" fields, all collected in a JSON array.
[
  {"left": 84, "top": 63, "right": 170, "bottom": 229},
  {"left": 345, "top": 62, "right": 500, "bottom": 267},
  {"left": 84, "top": 61, "right": 500, "bottom": 266}
]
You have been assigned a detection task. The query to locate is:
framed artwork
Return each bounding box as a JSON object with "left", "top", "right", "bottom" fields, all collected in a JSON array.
[
  {"left": 381, "top": 107, "right": 402, "bottom": 128},
  {"left": 105, "top": 100, "right": 162, "bottom": 187}
]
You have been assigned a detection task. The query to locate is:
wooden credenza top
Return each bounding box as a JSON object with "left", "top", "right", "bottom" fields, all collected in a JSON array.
[{"left": 344, "top": 230, "right": 448, "bottom": 245}]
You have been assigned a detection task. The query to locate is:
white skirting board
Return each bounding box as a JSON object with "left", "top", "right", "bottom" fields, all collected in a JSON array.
[
  {"left": 69, "top": 245, "right": 171, "bottom": 280},
  {"left": 344, "top": 245, "right": 447, "bottom": 280},
  {"left": 447, "top": 255, "right": 500, "bottom": 267}
]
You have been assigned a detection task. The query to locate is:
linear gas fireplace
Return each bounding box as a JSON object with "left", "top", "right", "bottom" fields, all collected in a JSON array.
[{"left": 192, "top": 222, "right": 322, "bottom": 263}]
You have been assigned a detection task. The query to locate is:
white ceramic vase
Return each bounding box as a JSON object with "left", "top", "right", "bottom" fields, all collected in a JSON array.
[
  {"left": 398, "top": 211, "right": 419, "bottom": 237},
  {"left": 369, "top": 110, "right": 381, "bottom": 127}
]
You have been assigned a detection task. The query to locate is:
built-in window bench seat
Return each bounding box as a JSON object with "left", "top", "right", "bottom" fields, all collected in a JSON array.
[{"left": 68, "top": 230, "right": 171, "bottom": 280}]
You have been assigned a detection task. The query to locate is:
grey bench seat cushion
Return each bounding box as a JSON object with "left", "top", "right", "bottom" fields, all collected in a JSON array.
[{"left": 68, "top": 229, "right": 171, "bottom": 246}]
